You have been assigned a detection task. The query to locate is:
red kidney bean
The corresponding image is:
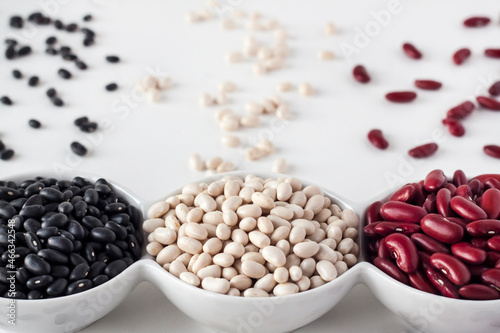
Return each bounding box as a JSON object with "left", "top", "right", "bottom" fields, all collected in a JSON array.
[
  {"left": 450, "top": 196, "right": 487, "bottom": 220},
  {"left": 473, "top": 174, "right": 500, "bottom": 184},
  {"left": 485, "top": 49, "right": 500, "bottom": 58},
  {"left": 484, "top": 145, "right": 500, "bottom": 159},
  {"left": 471, "top": 238, "right": 489, "bottom": 250},
  {"left": 364, "top": 222, "right": 382, "bottom": 239},
  {"left": 368, "top": 241, "right": 379, "bottom": 255},
  {"left": 487, "top": 236, "right": 500, "bottom": 252},
  {"left": 421, "top": 214, "right": 464, "bottom": 244},
  {"left": 486, "top": 251, "right": 500, "bottom": 267},
  {"left": 423, "top": 193, "right": 437, "bottom": 213},
  {"left": 455, "top": 184, "right": 473, "bottom": 200},
  {"left": 482, "top": 268, "right": 500, "bottom": 290},
  {"left": 419, "top": 251, "right": 433, "bottom": 270},
  {"left": 459, "top": 284, "right": 500, "bottom": 300},
  {"left": 385, "top": 233, "right": 420, "bottom": 273},
  {"left": 466, "top": 219, "right": 500, "bottom": 237},
  {"left": 408, "top": 143, "right": 438, "bottom": 158},
  {"left": 380, "top": 201, "right": 427, "bottom": 223},
  {"left": 352, "top": 65, "right": 370, "bottom": 83},
  {"left": 411, "top": 182, "right": 426, "bottom": 206},
  {"left": 374, "top": 257, "right": 409, "bottom": 285},
  {"left": 467, "top": 264, "right": 490, "bottom": 279},
  {"left": 463, "top": 16, "right": 490, "bottom": 27},
  {"left": 469, "top": 179, "right": 483, "bottom": 197},
  {"left": 451, "top": 242, "right": 487, "bottom": 265},
  {"left": 442, "top": 117, "right": 465, "bottom": 137},
  {"left": 496, "top": 261, "right": 500, "bottom": 269},
  {"left": 443, "top": 183, "right": 457, "bottom": 196},
  {"left": 377, "top": 238, "right": 392, "bottom": 260},
  {"left": 426, "top": 267, "right": 460, "bottom": 298},
  {"left": 374, "top": 222, "right": 421, "bottom": 237},
  {"left": 366, "top": 201, "right": 383, "bottom": 224},
  {"left": 453, "top": 48, "right": 471, "bottom": 65},
  {"left": 409, "top": 269, "right": 439, "bottom": 295},
  {"left": 480, "top": 188, "right": 500, "bottom": 219},
  {"left": 430, "top": 252, "right": 471, "bottom": 286},
  {"left": 452, "top": 170, "right": 468, "bottom": 187},
  {"left": 447, "top": 217, "right": 468, "bottom": 231},
  {"left": 367, "top": 129, "right": 389, "bottom": 149},
  {"left": 476, "top": 96, "right": 500, "bottom": 111},
  {"left": 385, "top": 91, "right": 417, "bottom": 103},
  {"left": 446, "top": 101, "right": 475, "bottom": 120},
  {"left": 414, "top": 80, "right": 442, "bottom": 90},
  {"left": 436, "top": 188, "right": 453, "bottom": 217},
  {"left": 424, "top": 169, "right": 447, "bottom": 192},
  {"left": 402, "top": 43, "right": 422, "bottom": 59},
  {"left": 489, "top": 81, "right": 500, "bottom": 96},
  {"left": 389, "top": 184, "right": 415, "bottom": 203},
  {"left": 484, "top": 178, "right": 500, "bottom": 190},
  {"left": 411, "top": 233, "right": 450, "bottom": 254}
]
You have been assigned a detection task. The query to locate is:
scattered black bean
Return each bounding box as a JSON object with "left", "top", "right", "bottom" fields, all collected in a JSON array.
[
  {"left": 28, "top": 119, "right": 41, "bottom": 129},
  {"left": 9, "top": 15, "right": 23, "bottom": 29},
  {"left": 75, "top": 60, "right": 87, "bottom": 70},
  {"left": 65, "top": 23, "right": 78, "bottom": 32},
  {"left": 62, "top": 54, "right": 77, "bottom": 61},
  {"left": 83, "top": 37, "right": 94, "bottom": 47},
  {"left": 52, "top": 97, "right": 64, "bottom": 107},
  {"left": 18, "top": 46, "right": 32, "bottom": 57},
  {"left": 0, "top": 140, "right": 5, "bottom": 151},
  {"left": 74, "top": 116, "right": 89, "bottom": 127},
  {"left": 0, "top": 149, "right": 14, "bottom": 161},
  {"left": 46, "top": 47, "right": 58, "bottom": 55},
  {"left": 81, "top": 28, "right": 95, "bottom": 37},
  {"left": 105, "top": 55, "right": 120, "bottom": 63},
  {"left": 45, "top": 36, "right": 57, "bottom": 45},
  {"left": 80, "top": 122, "right": 98, "bottom": 133},
  {"left": 12, "top": 69, "right": 22, "bottom": 79},
  {"left": 58, "top": 68, "right": 72, "bottom": 79},
  {"left": 5, "top": 47, "right": 16, "bottom": 59},
  {"left": 83, "top": 14, "right": 93, "bottom": 22},
  {"left": 54, "top": 19, "right": 64, "bottom": 30},
  {"left": 70, "top": 141, "right": 87, "bottom": 156},
  {"left": 28, "top": 76, "right": 39, "bottom": 87},
  {"left": 60, "top": 46, "right": 71, "bottom": 54},
  {"left": 1, "top": 96, "right": 13, "bottom": 105},
  {"left": 5, "top": 38, "right": 17, "bottom": 46},
  {"left": 46, "top": 88, "right": 56, "bottom": 98},
  {"left": 105, "top": 83, "right": 118, "bottom": 91}
]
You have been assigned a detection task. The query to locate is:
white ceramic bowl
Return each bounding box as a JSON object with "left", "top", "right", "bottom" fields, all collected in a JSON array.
[{"left": 1, "top": 171, "right": 500, "bottom": 333}]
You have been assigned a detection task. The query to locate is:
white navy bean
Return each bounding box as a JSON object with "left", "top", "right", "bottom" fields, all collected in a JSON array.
[
  {"left": 202, "top": 211, "right": 223, "bottom": 225},
  {"left": 197, "top": 264, "right": 222, "bottom": 279},
  {"left": 341, "top": 209, "right": 359, "bottom": 228},
  {"left": 271, "top": 206, "right": 293, "bottom": 220},
  {"left": 262, "top": 245, "right": 286, "bottom": 267},
  {"left": 177, "top": 253, "right": 192, "bottom": 267},
  {"left": 315, "top": 208, "right": 332, "bottom": 222},
  {"left": 169, "top": 260, "right": 187, "bottom": 278},
  {"left": 221, "top": 135, "right": 241, "bottom": 148},
  {"left": 239, "top": 217, "right": 257, "bottom": 232},
  {"left": 257, "top": 216, "right": 274, "bottom": 234},
  {"left": 146, "top": 241, "right": 163, "bottom": 256},
  {"left": 289, "top": 265, "right": 302, "bottom": 282},
  {"left": 248, "top": 230, "right": 271, "bottom": 249},
  {"left": 203, "top": 237, "right": 223, "bottom": 255},
  {"left": 289, "top": 191, "right": 307, "bottom": 207},
  {"left": 213, "top": 253, "right": 235, "bottom": 267},
  {"left": 236, "top": 204, "right": 262, "bottom": 219},
  {"left": 230, "top": 274, "right": 253, "bottom": 290},
  {"left": 206, "top": 157, "right": 223, "bottom": 170},
  {"left": 270, "top": 226, "right": 291, "bottom": 244},
  {"left": 147, "top": 201, "right": 170, "bottom": 219},
  {"left": 241, "top": 252, "right": 266, "bottom": 265},
  {"left": 156, "top": 245, "right": 182, "bottom": 265},
  {"left": 273, "top": 282, "right": 299, "bottom": 296},
  {"left": 337, "top": 238, "right": 354, "bottom": 255},
  {"left": 343, "top": 253, "right": 357, "bottom": 268},
  {"left": 202, "top": 277, "right": 230, "bottom": 294},
  {"left": 307, "top": 228, "right": 326, "bottom": 243},
  {"left": 177, "top": 237, "right": 203, "bottom": 255},
  {"left": 267, "top": 215, "right": 291, "bottom": 229},
  {"left": 216, "top": 223, "right": 232, "bottom": 240},
  {"left": 243, "top": 288, "right": 269, "bottom": 297},
  {"left": 310, "top": 275, "right": 326, "bottom": 289},
  {"left": 224, "top": 242, "right": 245, "bottom": 258},
  {"left": 277, "top": 82, "right": 292, "bottom": 92},
  {"left": 180, "top": 272, "right": 201, "bottom": 287},
  {"left": 289, "top": 226, "right": 306, "bottom": 245},
  {"left": 293, "top": 241, "right": 319, "bottom": 258},
  {"left": 239, "top": 187, "right": 255, "bottom": 204},
  {"left": 334, "top": 261, "right": 348, "bottom": 276},
  {"left": 273, "top": 266, "right": 289, "bottom": 284},
  {"left": 153, "top": 227, "right": 177, "bottom": 245},
  {"left": 316, "top": 260, "right": 338, "bottom": 282},
  {"left": 231, "top": 229, "right": 249, "bottom": 245},
  {"left": 241, "top": 260, "right": 266, "bottom": 279},
  {"left": 227, "top": 288, "right": 241, "bottom": 296}
]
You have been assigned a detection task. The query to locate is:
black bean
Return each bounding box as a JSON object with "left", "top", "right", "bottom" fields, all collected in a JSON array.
[
  {"left": 47, "top": 236, "right": 73, "bottom": 254},
  {"left": 69, "top": 263, "right": 90, "bottom": 281},
  {"left": 66, "top": 279, "right": 92, "bottom": 295},
  {"left": 19, "top": 204, "right": 45, "bottom": 218},
  {"left": 51, "top": 265, "right": 70, "bottom": 278},
  {"left": 25, "top": 232, "right": 42, "bottom": 252},
  {"left": 36, "top": 227, "right": 59, "bottom": 240},
  {"left": 42, "top": 213, "right": 68, "bottom": 229},
  {"left": 46, "top": 47, "right": 58, "bottom": 55},
  {"left": 12, "top": 69, "right": 22, "bottom": 79},
  {"left": 11, "top": 215, "right": 24, "bottom": 230},
  {"left": 92, "top": 275, "right": 108, "bottom": 287},
  {"left": 73, "top": 176, "right": 91, "bottom": 187},
  {"left": 88, "top": 261, "right": 106, "bottom": 280},
  {"left": 5, "top": 38, "right": 17, "bottom": 46},
  {"left": 70, "top": 142, "right": 87, "bottom": 156},
  {"left": 59, "top": 230, "right": 75, "bottom": 242},
  {"left": 82, "top": 243, "right": 96, "bottom": 264},
  {"left": 0, "top": 187, "right": 21, "bottom": 200},
  {"left": 27, "top": 76, "right": 39, "bottom": 87},
  {"left": 38, "top": 249, "right": 68, "bottom": 265},
  {"left": 67, "top": 221, "right": 85, "bottom": 242},
  {"left": 87, "top": 205, "right": 100, "bottom": 217},
  {"left": 25, "top": 185, "right": 44, "bottom": 198},
  {"left": 105, "top": 55, "right": 120, "bottom": 63},
  {"left": 58, "top": 68, "right": 72, "bottom": 79},
  {"left": 18, "top": 46, "right": 32, "bottom": 57},
  {"left": 65, "top": 23, "right": 78, "bottom": 32},
  {"left": 57, "top": 202, "right": 73, "bottom": 215},
  {"left": 82, "top": 216, "right": 103, "bottom": 229},
  {"left": 73, "top": 200, "right": 87, "bottom": 218},
  {"left": 73, "top": 240, "right": 83, "bottom": 252},
  {"left": 9, "top": 15, "right": 23, "bottom": 28},
  {"left": 52, "top": 97, "right": 64, "bottom": 107},
  {"left": 0, "top": 140, "right": 5, "bottom": 151},
  {"left": 83, "top": 188, "right": 98, "bottom": 206},
  {"left": 45, "top": 36, "right": 57, "bottom": 45},
  {"left": 10, "top": 198, "right": 27, "bottom": 210},
  {"left": 40, "top": 187, "right": 65, "bottom": 202},
  {"left": 27, "top": 274, "right": 54, "bottom": 290},
  {"left": 86, "top": 241, "right": 103, "bottom": 253},
  {"left": 105, "top": 221, "right": 127, "bottom": 240},
  {"left": 63, "top": 54, "right": 77, "bottom": 61},
  {"left": 27, "top": 290, "right": 45, "bottom": 299},
  {"left": 90, "top": 227, "right": 116, "bottom": 243},
  {"left": 122, "top": 256, "right": 134, "bottom": 266},
  {"left": 5, "top": 291, "right": 27, "bottom": 299},
  {"left": 80, "top": 122, "right": 98, "bottom": 133},
  {"left": 0, "top": 96, "right": 13, "bottom": 105},
  {"left": 126, "top": 234, "right": 141, "bottom": 259},
  {"left": 24, "top": 254, "right": 51, "bottom": 275},
  {"left": 81, "top": 28, "right": 95, "bottom": 37},
  {"left": 104, "top": 203, "right": 126, "bottom": 215},
  {"left": 16, "top": 267, "right": 31, "bottom": 284},
  {"left": 28, "top": 12, "right": 42, "bottom": 22},
  {"left": 54, "top": 20, "right": 64, "bottom": 30},
  {"left": 105, "top": 83, "right": 118, "bottom": 91},
  {"left": 46, "top": 278, "right": 68, "bottom": 296},
  {"left": 83, "top": 14, "right": 93, "bottom": 22},
  {"left": 28, "top": 119, "right": 41, "bottom": 128},
  {"left": 74, "top": 116, "right": 89, "bottom": 127},
  {"left": 106, "top": 243, "right": 123, "bottom": 260},
  {"left": 0, "top": 202, "right": 15, "bottom": 220},
  {"left": 68, "top": 186, "right": 81, "bottom": 196},
  {"left": 104, "top": 259, "right": 126, "bottom": 278},
  {"left": 69, "top": 253, "right": 87, "bottom": 266},
  {"left": 83, "top": 37, "right": 94, "bottom": 47},
  {"left": 5, "top": 47, "right": 16, "bottom": 59},
  {"left": 0, "top": 149, "right": 15, "bottom": 161},
  {"left": 75, "top": 60, "right": 87, "bottom": 70},
  {"left": 23, "top": 218, "right": 41, "bottom": 234},
  {"left": 0, "top": 267, "right": 9, "bottom": 283}
]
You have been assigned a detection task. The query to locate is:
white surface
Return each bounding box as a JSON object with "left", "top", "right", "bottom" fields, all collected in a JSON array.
[{"left": 1, "top": 0, "right": 499, "bottom": 332}]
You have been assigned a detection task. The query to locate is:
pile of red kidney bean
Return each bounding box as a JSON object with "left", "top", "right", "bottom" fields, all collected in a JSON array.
[{"left": 364, "top": 170, "right": 500, "bottom": 300}]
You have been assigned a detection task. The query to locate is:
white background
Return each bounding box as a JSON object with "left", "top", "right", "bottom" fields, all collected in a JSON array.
[{"left": 1, "top": 0, "right": 499, "bottom": 332}]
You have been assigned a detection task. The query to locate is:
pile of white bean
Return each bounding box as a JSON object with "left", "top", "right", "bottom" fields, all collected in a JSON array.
[{"left": 144, "top": 175, "right": 359, "bottom": 297}]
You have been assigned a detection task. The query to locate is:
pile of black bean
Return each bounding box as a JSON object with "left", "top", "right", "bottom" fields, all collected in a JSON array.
[{"left": 0, "top": 176, "right": 143, "bottom": 299}]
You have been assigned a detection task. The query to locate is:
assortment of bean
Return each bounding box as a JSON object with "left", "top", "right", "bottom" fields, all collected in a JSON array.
[
  {"left": 144, "top": 175, "right": 359, "bottom": 296},
  {"left": 0, "top": 176, "right": 143, "bottom": 299},
  {"left": 365, "top": 169, "right": 500, "bottom": 300}
]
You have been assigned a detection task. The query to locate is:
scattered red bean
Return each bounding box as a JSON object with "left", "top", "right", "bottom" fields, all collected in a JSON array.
[
  {"left": 385, "top": 91, "right": 417, "bottom": 103},
  {"left": 453, "top": 48, "right": 471, "bottom": 65},
  {"left": 442, "top": 118, "right": 465, "bottom": 137},
  {"left": 424, "top": 169, "right": 447, "bottom": 192},
  {"left": 484, "top": 49, "right": 500, "bottom": 58},
  {"left": 402, "top": 43, "right": 422, "bottom": 59},
  {"left": 414, "top": 80, "right": 442, "bottom": 90},
  {"left": 367, "top": 129, "right": 388, "bottom": 149},
  {"left": 446, "top": 101, "right": 475, "bottom": 119},
  {"left": 463, "top": 16, "right": 491, "bottom": 27},
  {"left": 352, "top": 65, "right": 370, "bottom": 83},
  {"left": 408, "top": 143, "right": 438, "bottom": 158},
  {"left": 489, "top": 81, "right": 500, "bottom": 96},
  {"left": 476, "top": 96, "right": 500, "bottom": 111}
]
